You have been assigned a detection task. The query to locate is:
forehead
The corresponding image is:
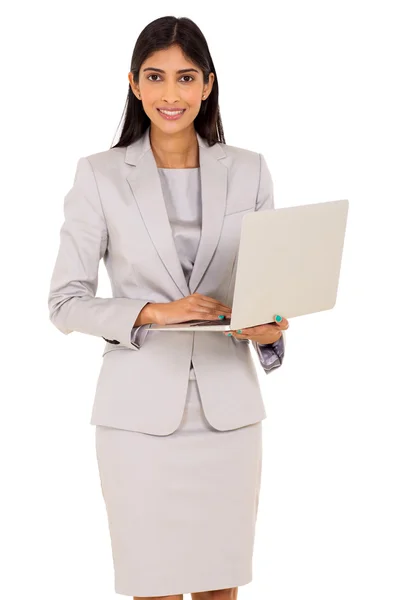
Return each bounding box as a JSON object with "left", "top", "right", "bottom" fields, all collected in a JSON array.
[{"left": 141, "top": 45, "right": 196, "bottom": 69}]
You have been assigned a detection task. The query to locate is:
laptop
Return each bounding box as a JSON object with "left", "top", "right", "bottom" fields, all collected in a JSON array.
[{"left": 148, "top": 199, "right": 349, "bottom": 332}]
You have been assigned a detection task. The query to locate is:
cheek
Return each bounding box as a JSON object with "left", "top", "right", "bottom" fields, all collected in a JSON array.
[
  {"left": 142, "top": 91, "right": 159, "bottom": 106},
  {"left": 182, "top": 87, "right": 202, "bottom": 107},
  {"left": 139, "top": 81, "right": 159, "bottom": 102}
]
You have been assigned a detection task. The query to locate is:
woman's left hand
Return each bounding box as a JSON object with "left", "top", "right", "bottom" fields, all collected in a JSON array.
[{"left": 223, "top": 314, "right": 289, "bottom": 344}]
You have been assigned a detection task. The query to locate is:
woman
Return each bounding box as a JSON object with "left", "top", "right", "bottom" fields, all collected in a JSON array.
[{"left": 48, "top": 15, "right": 289, "bottom": 600}]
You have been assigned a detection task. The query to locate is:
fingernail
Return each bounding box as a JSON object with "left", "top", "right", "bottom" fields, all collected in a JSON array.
[
  {"left": 275, "top": 315, "right": 282, "bottom": 323},
  {"left": 218, "top": 315, "right": 224, "bottom": 319},
  {"left": 227, "top": 332, "right": 232, "bottom": 336},
  {"left": 237, "top": 329, "right": 242, "bottom": 333}
]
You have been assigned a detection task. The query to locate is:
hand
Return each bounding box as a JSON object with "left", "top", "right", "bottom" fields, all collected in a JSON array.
[
  {"left": 150, "top": 293, "right": 232, "bottom": 326},
  {"left": 223, "top": 315, "right": 289, "bottom": 344}
]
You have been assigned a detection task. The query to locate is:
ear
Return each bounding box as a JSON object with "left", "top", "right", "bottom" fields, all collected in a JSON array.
[
  {"left": 204, "top": 72, "right": 215, "bottom": 98},
  {"left": 128, "top": 72, "right": 140, "bottom": 98}
]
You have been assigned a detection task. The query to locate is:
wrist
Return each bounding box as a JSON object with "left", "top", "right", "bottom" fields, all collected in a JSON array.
[
  {"left": 257, "top": 335, "right": 282, "bottom": 346},
  {"left": 134, "top": 302, "right": 159, "bottom": 326}
]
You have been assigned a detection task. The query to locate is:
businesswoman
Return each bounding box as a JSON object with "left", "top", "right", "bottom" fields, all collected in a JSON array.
[{"left": 48, "top": 15, "right": 289, "bottom": 600}]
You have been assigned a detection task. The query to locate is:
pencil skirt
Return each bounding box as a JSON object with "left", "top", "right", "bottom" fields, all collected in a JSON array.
[{"left": 94, "top": 377, "right": 263, "bottom": 597}]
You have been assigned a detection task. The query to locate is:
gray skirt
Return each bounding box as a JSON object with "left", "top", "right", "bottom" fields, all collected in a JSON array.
[{"left": 95, "top": 375, "right": 263, "bottom": 597}]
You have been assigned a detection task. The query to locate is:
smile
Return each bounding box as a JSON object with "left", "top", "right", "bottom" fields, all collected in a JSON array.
[{"left": 157, "top": 109, "right": 186, "bottom": 120}]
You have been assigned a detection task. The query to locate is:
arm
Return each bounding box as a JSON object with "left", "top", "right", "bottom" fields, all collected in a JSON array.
[
  {"left": 129, "top": 303, "right": 154, "bottom": 348},
  {"left": 251, "top": 152, "right": 286, "bottom": 372},
  {"left": 48, "top": 157, "right": 151, "bottom": 349}
]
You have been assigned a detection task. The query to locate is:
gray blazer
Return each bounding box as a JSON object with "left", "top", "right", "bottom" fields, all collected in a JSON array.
[{"left": 48, "top": 127, "right": 286, "bottom": 435}]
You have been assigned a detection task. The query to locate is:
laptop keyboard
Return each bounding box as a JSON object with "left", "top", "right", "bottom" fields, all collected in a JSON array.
[{"left": 172, "top": 318, "right": 231, "bottom": 327}]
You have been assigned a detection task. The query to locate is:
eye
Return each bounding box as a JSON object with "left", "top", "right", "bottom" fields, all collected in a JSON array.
[{"left": 147, "top": 74, "right": 194, "bottom": 83}]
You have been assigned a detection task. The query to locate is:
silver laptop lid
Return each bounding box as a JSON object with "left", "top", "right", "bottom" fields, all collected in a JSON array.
[{"left": 229, "top": 199, "right": 349, "bottom": 330}]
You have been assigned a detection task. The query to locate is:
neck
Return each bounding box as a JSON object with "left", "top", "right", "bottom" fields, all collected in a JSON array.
[{"left": 150, "top": 125, "right": 199, "bottom": 168}]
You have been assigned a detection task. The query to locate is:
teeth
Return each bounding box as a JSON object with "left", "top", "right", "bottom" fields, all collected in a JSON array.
[{"left": 159, "top": 109, "right": 184, "bottom": 115}]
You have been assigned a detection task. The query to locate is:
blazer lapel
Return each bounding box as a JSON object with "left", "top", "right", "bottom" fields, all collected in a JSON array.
[
  {"left": 188, "top": 139, "right": 227, "bottom": 293},
  {"left": 125, "top": 127, "right": 228, "bottom": 298}
]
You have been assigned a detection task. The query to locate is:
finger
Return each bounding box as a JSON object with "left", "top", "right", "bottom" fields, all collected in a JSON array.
[
  {"left": 225, "top": 320, "right": 286, "bottom": 336},
  {"left": 225, "top": 330, "right": 282, "bottom": 343},
  {"left": 225, "top": 324, "right": 267, "bottom": 337},
  {"left": 223, "top": 328, "right": 250, "bottom": 338},
  {"left": 197, "top": 294, "right": 232, "bottom": 312},
  {"left": 223, "top": 331, "right": 248, "bottom": 339},
  {"left": 215, "top": 303, "right": 232, "bottom": 313},
  {"left": 191, "top": 303, "right": 231, "bottom": 318},
  {"left": 239, "top": 324, "right": 269, "bottom": 336},
  {"left": 232, "top": 323, "right": 276, "bottom": 336},
  {"left": 195, "top": 300, "right": 232, "bottom": 315},
  {"left": 200, "top": 302, "right": 232, "bottom": 315},
  {"left": 274, "top": 315, "right": 289, "bottom": 329}
]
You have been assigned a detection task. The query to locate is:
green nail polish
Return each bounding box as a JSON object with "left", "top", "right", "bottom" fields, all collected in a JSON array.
[
  {"left": 275, "top": 315, "right": 282, "bottom": 323},
  {"left": 237, "top": 329, "right": 242, "bottom": 333},
  {"left": 218, "top": 314, "right": 224, "bottom": 319},
  {"left": 227, "top": 332, "right": 232, "bottom": 336}
]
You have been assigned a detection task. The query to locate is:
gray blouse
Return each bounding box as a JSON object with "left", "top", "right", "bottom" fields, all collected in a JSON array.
[{"left": 130, "top": 167, "right": 284, "bottom": 376}]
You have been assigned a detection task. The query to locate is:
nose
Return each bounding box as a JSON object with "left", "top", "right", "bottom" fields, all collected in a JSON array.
[{"left": 161, "top": 83, "right": 181, "bottom": 104}]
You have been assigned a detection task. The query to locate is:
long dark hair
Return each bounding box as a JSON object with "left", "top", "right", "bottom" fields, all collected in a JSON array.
[{"left": 111, "top": 16, "right": 226, "bottom": 149}]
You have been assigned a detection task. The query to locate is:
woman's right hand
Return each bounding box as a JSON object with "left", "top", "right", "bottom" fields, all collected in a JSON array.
[{"left": 150, "top": 293, "right": 232, "bottom": 326}]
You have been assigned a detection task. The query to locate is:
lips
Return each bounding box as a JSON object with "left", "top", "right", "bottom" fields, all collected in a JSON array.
[{"left": 157, "top": 108, "right": 186, "bottom": 121}]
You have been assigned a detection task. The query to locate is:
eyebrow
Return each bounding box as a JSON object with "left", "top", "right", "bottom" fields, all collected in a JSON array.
[{"left": 143, "top": 67, "right": 199, "bottom": 74}]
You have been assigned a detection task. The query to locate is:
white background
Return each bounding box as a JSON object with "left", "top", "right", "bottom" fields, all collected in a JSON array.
[{"left": 1, "top": 1, "right": 399, "bottom": 599}]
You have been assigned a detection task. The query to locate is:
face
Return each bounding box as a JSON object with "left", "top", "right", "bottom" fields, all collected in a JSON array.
[{"left": 128, "top": 44, "right": 214, "bottom": 134}]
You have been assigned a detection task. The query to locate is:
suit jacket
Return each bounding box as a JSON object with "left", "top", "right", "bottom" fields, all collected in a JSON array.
[{"left": 48, "top": 127, "right": 286, "bottom": 435}]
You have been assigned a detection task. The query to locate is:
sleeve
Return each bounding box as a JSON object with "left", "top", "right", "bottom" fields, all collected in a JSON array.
[
  {"left": 130, "top": 323, "right": 152, "bottom": 349},
  {"left": 251, "top": 152, "right": 286, "bottom": 372},
  {"left": 48, "top": 156, "right": 151, "bottom": 349},
  {"left": 253, "top": 332, "right": 286, "bottom": 373}
]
